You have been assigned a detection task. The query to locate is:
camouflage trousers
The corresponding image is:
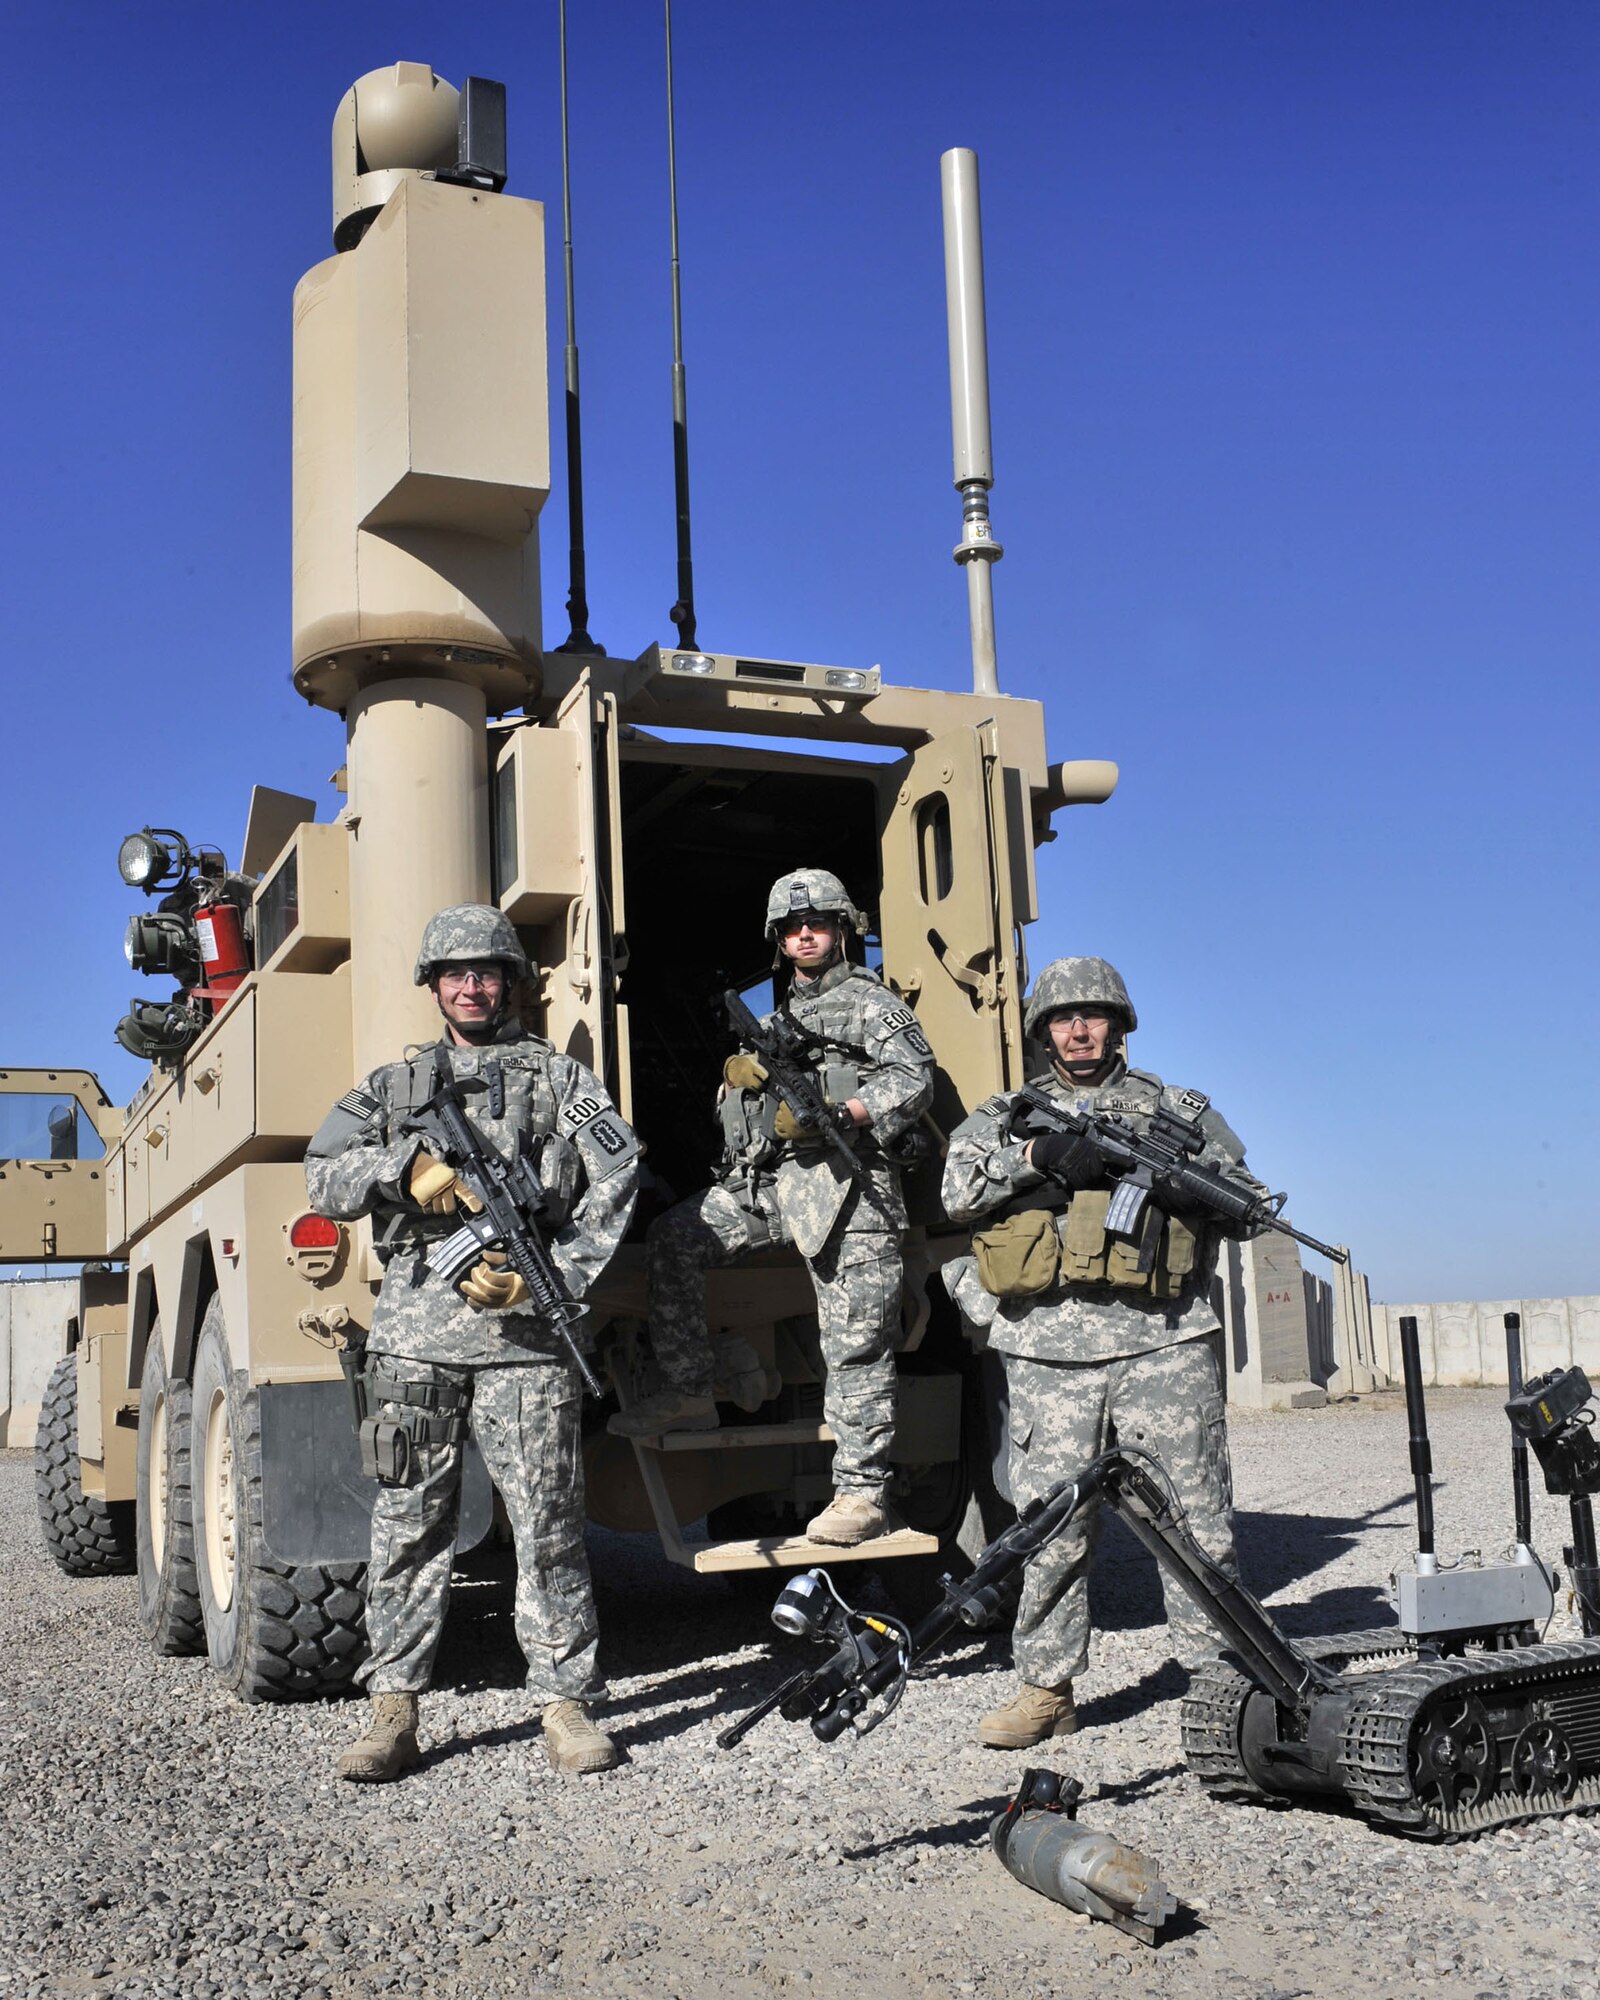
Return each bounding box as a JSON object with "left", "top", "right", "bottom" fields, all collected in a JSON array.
[
  {"left": 646, "top": 1182, "right": 900, "bottom": 1496},
  {"left": 1001, "top": 1335, "right": 1236, "bottom": 1687},
  {"left": 361, "top": 1355, "right": 603, "bottom": 1705}
]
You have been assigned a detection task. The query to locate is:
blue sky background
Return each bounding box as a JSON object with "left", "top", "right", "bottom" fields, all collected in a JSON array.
[{"left": 2, "top": 2, "right": 1594, "bottom": 1302}]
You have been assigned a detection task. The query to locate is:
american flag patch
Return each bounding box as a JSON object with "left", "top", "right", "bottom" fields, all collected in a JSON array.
[{"left": 337, "top": 1089, "right": 380, "bottom": 1120}]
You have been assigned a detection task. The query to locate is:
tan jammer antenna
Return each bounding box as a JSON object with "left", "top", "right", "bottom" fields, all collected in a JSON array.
[
  {"left": 940, "top": 149, "right": 1003, "bottom": 697},
  {"left": 554, "top": 0, "right": 602, "bottom": 656},
  {"left": 664, "top": 0, "right": 698, "bottom": 650}
]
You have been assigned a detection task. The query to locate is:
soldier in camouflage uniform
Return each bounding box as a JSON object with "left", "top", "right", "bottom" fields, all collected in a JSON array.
[
  {"left": 941, "top": 957, "right": 1267, "bottom": 1747},
  {"left": 610, "top": 869, "right": 936, "bottom": 1546},
  {"left": 305, "top": 904, "right": 640, "bottom": 1781}
]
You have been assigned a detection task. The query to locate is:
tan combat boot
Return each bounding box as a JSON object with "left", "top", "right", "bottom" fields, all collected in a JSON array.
[
  {"left": 336, "top": 1692, "right": 421, "bottom": 1782},
  {"left": 542, "top": 1699, "right": 620, "bottom": 1775},
  {"left": 977, "top": 1681, "right": 1078, "bottom": 1749},
  {"left": 607, "top": 1389, "right": 719, "bottom": 1438},
  {"left": 806, "top": 1491, "right": 892, "bottom": 1546}
]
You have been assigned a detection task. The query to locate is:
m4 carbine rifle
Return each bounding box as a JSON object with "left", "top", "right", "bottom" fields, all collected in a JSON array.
[
  {"left": 402, "top": 1073, "right": 602, "bottom": 1395},
  {"left": 1010, "top": 1084, "right": 1346, "bottom": 1265},
  {"left": 723, "top": 987, "right": 862, "bottom": 1178}
]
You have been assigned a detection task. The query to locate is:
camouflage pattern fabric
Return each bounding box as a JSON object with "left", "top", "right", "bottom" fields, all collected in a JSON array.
[
  {"left": 767, "top": 959, "right": 934, "bottom": 1257},
  {"left": 1003, "top": 1338, "right": 1235, "bottom": 1684},
  {"left": 305, "top": 1025, "right": 639, "bottom": 1367},
  {"left": 763, "top": 868, "right": 866, "bottom": 937},
  {"left": 361, "top": 1355, "right": 601, "bottom": 1702},
  {"left": 412, "top": 902, "right": 531, "bottom": 984},
  {"left": 646, "top": 1181, "right": 900, "bottom": 1493},
  {"left": 940, "top": 1056, "right": 1267, "bottom": 1364},
  {"left": 645, "top": 959, "right": 933, "bottom": 1497},
  {"left": 1024, "top": 956, "right": 1138, "bottom": 1035}
]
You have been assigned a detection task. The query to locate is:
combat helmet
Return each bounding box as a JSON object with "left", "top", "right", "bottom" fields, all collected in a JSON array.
[
  {"left": 413, "top": 903, "right": 531, "bottom": 986},
  {"left": 1024, "top": 957, "right": 1137, "bottom": 1039},
  {"left": 763, "top": 868, "right": 867, "bottom": 940}
]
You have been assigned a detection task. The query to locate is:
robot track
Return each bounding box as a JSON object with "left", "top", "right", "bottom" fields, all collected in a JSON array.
[
  {"left": 1338, "top": 1639, "right": 1600, "bottom": 1839},
  {"left": 1183, "top": 1634, "right": 1600, "bottom": 1840}
]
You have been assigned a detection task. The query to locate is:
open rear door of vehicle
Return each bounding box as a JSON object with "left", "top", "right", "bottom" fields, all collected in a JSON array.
[
  {"left": 494, "top": 670, "right": 631, "bottom": 1118},
  {"left": 877, "top": 722, "right": 1027, "bottom": 1139},
  {"left": 0, "top": 1069, "right": 120, "bottom": 1261}
]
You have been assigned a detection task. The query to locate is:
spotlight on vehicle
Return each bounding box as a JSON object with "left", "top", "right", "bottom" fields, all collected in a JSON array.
[
  {"left": 114, "top": 998, "right": 201, "bottom": 1065},
  {"left": 124, "top": 912, "right": 202, "bottom": 984},
  {"left": 117, "top": 828, "right": 196, "bottom": 893}
]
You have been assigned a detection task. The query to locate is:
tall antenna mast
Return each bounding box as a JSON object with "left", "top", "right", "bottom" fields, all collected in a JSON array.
[
  {"left": 664, "top": 0, "right": 698, "bottom": 648},
  {"left": 554, "top": 0, "right": 601, "bottom": 655},
  {"left": 940, "top": 148, "right": 1003, "bottom": 696}
]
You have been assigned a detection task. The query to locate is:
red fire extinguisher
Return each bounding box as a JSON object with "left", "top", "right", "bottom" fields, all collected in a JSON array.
[{"left": 193, "top": 901, "right": 250, "bottom": 1006}]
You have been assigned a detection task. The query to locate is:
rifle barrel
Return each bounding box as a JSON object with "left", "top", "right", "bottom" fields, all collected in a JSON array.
[{"left": 1271, "top": 1217, "right": 1349, "bottom": 1265}]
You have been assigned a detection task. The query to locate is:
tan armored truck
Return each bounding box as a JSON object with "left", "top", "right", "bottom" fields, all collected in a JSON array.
[{"left": 15, "top": 62, "right": 1115, "bottom": 1703}]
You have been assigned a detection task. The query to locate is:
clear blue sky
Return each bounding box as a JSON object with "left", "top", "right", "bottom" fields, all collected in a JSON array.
[{"left": 2, "top": 2, "right": 1595, "bottom": 1302}]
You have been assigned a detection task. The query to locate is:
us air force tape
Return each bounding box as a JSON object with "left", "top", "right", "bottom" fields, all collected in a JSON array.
[{"left": 563, "top": 1093, "right": 640, "bottom": 1171}]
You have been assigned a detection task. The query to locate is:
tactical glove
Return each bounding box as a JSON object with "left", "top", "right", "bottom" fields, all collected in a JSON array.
[
  {"left": 775, "top": 1101, "right": 854, "bottom": 1144},
  {"left": 459, "top": 1250, "right": 530, "bottom": 1310},
  {"left": 1029, "top": 1130, "right": 1103, "bottom": 1189},
  {"left": 723, "top": 1053, "right": 770, "bottom": 1092},
  {"left": 408, "top": 1151, "right": 483, "bottom": 1216}
]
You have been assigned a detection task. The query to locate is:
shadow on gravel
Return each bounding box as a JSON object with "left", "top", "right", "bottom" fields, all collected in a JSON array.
[
  {"left": 1092, "top": 1760, "right": 1190, "bottom": 1803},
  {"left": 1271, "top": 1586, "right": 1397, "bottom": 1637},
  {"left": 1087, "top": 1492, "right": 1414, "bottom": 1637},
  {"left": 844, "top": 1795, "right": 1010, "bottom": 1859},
  {"left": 1076, "top": 1659, "right": 1191, "bottom": 1730}
]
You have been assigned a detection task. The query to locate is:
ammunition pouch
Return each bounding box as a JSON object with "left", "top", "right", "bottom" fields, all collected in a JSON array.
[
  {"left": 974, "top": 1191, "right": 1202, "bottom": 1301},
  {"left": 972, "top": 1209, "right": 1063, "bottom": 1299},
  {"left": 820, "top": 1061, "right": 861, "bottom": 1107},
  {"left": 354, "top": 1364, "right": 473, "bottom": 1488},
  {"left": 720, "top": 1087, "right": 782, "bottom": 1173}
]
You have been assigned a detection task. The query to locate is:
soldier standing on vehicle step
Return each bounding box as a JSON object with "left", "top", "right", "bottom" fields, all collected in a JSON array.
[
  {"left": 941, "top": 957, "right": 1267, "bottom": 1747},
  {"left": 306, "top": 904, "right": 640, "bottom": 1779},
  {"left": 610, "top": 870, "right": 935, "bottom": 1546}
]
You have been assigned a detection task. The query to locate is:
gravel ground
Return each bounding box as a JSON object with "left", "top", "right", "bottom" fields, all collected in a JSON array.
[{"left": 3, "top": 1389, "right": 1598, "bottom": 2000}]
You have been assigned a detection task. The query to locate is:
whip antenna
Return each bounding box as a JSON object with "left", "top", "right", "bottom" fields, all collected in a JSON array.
[
  {"left": 941, "top": 148, "right": 1003, "bottom": 695},
  {"left": 664, "top": 0, "right": 698, "bottom": 648},
  {"left": 554, "top": 0, "right": 601, "bottom": 654}
]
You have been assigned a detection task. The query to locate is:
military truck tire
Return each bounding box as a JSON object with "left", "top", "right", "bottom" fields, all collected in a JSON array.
[
  {"left": 191, "top": 1301, "right": 367, "bottom": 1703},
  {"left": 135, "top": 1330, "right": 205, "bottom": 1655},
  {"left": 35, "top": 1354, "right": 137, "bottom": 1577}
]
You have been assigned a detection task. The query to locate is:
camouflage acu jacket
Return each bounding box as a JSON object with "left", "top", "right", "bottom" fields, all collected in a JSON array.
[
  {"left": 305, "top": 1024, "right": 640, "bottom": 1367},
  {"left": 940, "top": 1057, "right": 1266, "bottom": 1365},
  {"left": 729, "top": 961, "right": 936, "bottom": 1258}
]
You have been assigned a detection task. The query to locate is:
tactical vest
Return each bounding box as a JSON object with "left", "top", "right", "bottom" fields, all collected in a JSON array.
[
  {"left": 972, "top": 1192, "right": 1201, "bottom": 1302},
  {"left": 374, "top": 1038, "right": 570, "bottom": 1264}
]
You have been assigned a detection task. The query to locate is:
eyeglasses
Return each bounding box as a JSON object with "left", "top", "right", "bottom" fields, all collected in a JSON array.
[
  {"left": 779, "top": 913, "right": 837, "bottom": 935},
  {"left": 438, "top": 963, "right": 507, "bottom": 991},
  {"left": 1050, "top": 1011, "right": 1110, "bottom": 1028}
]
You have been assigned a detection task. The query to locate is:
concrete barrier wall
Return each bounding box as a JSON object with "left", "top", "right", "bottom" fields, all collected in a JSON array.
[
  {"left": 1212, "top": 1237, "right": 1330, "bottom": 1409},
  {"left": 0, "top": 1278, "right": 75, "bottom": 1446},
  {"left": 1371, "top": 1297, "right": 1600, "bottom": 1388}
]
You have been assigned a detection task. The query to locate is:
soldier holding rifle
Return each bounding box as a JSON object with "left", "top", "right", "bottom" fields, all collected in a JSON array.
[
  {"left": 942, "top": 957, "right": 1270, "bottom": 1749},
  {"left": 305, "top": 904, "right": 640, "bottom": 1781},
  {"left": 612, "top": 869, "right": 934, "bottom": 1547}
]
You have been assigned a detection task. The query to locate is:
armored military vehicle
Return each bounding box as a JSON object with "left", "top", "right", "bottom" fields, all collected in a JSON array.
[{"left": 13, "top": 60, "right": 1115, "bottom": 1702}]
